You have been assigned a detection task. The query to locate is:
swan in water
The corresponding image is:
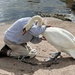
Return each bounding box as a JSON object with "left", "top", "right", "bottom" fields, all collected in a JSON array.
[{"left": 23, "top": 15, "right": 75, "bottom": 59}]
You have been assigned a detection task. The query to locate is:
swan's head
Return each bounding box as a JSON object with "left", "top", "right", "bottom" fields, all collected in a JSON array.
[{"left": 23, "top": 15, "right": 43, "bottom": 32}]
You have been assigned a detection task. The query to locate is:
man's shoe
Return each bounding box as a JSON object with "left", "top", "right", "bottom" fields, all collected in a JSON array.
[
  {"left": 28, "top": 49, "right": 37, "bottom": 58},
  {"left": 0, "top": 44, "right": 11, "bottom": 57}
]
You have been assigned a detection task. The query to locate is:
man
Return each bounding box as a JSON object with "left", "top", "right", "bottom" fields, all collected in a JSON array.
[{"left": 0, "top": 16, "right": 47, "bottom": 60}]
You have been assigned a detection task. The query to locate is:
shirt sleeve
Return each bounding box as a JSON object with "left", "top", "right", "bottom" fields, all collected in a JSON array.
[
  {"left": 29, "top": 25, "right": 46, "bottom": 37},
  {"left": 30, "top": 36, "right": 42, "bottom": 44}
]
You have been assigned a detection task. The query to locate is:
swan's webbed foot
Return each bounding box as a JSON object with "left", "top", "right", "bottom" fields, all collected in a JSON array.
[{"left": 44, "top": 52, "right": 61, "bottom": 62}]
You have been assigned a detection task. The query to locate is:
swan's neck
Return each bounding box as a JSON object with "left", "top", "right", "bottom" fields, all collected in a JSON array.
[
  {"left": 28, "top": 16, "right": 43, "bottom": 26},
  {"left": 25, "top": 16, "right": 43, "bottom": 31}
]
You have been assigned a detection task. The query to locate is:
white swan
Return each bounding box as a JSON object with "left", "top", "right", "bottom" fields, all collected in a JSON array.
[{"left": 23, "top": 15, "right": 75, "bottom": 59}]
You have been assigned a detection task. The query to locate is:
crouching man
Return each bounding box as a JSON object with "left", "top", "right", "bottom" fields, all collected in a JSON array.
[{"left": 0, "top": 16, "right": 46, "bottom": 60}]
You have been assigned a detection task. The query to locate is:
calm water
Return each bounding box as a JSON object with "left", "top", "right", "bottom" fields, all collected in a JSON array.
[{"left": 0, "top": 0, "right": 73, "bottom": 23}]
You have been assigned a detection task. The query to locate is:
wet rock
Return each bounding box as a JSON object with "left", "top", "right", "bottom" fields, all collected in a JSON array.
[
  {"left": 28, "top": 0, "right": 40, "bottom": 3},
  {"left": 64, "top": 14, "right": 75, "bottom": 22},
  {"left": 36, "top": 12, "right": 72, "bottom": 21},
  {"left": 71, "top": 1, "right": 75, "bottom": 10}
]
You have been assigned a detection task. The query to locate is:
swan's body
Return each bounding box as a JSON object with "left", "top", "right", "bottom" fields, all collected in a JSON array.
[
  {"left": 43, "top": 27, "right": 75, "bottom": 59},
  {"left": 24, "top": 15, "right": 75, "bottom": 59}
]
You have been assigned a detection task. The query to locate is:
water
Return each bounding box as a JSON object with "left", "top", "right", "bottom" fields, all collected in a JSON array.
[{"left": 0, "top": 0, "right": 73, "bottom": 23}]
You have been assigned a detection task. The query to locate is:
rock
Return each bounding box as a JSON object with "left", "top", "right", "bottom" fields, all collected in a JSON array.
[
  {"left": 71, "top": 1, "right": 75, "bottom": 10},
  {"left": 28, "top": 0, "right": 40, "bottom": 3}
]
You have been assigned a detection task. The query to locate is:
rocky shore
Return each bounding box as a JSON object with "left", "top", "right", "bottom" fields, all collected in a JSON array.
[{"left": 0, "top": 17, "right": 75, "bottom": 75}]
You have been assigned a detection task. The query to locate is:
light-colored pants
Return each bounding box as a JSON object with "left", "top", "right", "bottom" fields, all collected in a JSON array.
[{"left": 4, "top": 38, "right": 33, "bottom": 57}]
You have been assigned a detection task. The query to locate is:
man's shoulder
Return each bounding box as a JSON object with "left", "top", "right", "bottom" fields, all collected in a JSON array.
[{"left": 19, "top": 17, "right": 31, "bottom": 21}]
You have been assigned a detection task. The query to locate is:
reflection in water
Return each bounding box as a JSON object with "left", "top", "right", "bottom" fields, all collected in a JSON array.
[
  {"left": 60, "top": 0, "right": 75, "bottom": 23},
  {"left": 64, "top": 0, "right": 74, "bottom": 8}
]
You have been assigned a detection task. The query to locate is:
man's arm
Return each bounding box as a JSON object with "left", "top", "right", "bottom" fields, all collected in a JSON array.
[
  {"left": 30, "top": 36, "right": 42, "bottom": 44},
  {"left": 29, "top": 25, "right": 46, "bottom": 37}
]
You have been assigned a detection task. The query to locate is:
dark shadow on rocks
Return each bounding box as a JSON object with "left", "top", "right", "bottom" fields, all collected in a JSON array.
[{"left": 0, "top": 56, "right": 75, "bottom": 75}]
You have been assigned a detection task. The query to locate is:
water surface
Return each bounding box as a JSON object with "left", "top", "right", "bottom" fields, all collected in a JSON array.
[{"left": 0, "top": 0, "right": 74, "bottom": 23}]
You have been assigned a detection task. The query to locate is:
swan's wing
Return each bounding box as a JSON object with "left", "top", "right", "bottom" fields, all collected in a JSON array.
[
  {"left": 59, "top": 28, "right": 75, "bottom": 39},
  {"left": 58, "top": 28, "right": 75, "bottom": 44},
  {"left": 43, "top": 27, "right": 75, "bottom": 48},
  {"left": 73, "top": 37, "right": 75, "bottom": 43}
]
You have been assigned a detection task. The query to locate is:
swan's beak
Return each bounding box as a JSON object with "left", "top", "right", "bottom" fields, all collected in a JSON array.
[{"left": 22, "top": 28, "right": 27, "bottom": 35}]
